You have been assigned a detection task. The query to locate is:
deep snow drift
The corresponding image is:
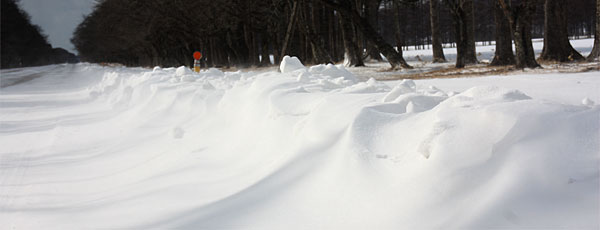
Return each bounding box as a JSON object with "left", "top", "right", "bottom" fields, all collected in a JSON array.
[{"left": 1, "top": 56, "right": 599, "bottom": 229}]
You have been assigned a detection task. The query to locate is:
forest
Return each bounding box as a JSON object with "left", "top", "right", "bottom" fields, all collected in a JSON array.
[
  {"left": 71, "top": 0, "right": 599, "bottom": 69},
  {"left": 1, "top": 0, "right": 78, "bottom": 69}
]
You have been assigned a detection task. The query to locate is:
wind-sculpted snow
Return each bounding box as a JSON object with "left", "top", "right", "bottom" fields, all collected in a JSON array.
[{"left": 0, "top": 62, "right": 598, "bottom": 229}]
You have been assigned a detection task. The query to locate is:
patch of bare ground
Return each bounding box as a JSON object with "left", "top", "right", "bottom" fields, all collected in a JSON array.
[{"left": 378, "top": 61, "right": 599, "bottom": 81}]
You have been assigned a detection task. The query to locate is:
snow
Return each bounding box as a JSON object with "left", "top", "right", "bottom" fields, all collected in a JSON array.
[
  {"left": 280, "top": 56, "right": 305, "bottom": 73},
  {"left": 1, "top": 41, "right": 599, "bottom": 229},
  {"left": 349, "top": 38, "right": 598, "bottom": 80},
  {"left": 411, "top": 71, "right": 600, "bottom": 106},
  {"left": 583, "top": 97, "right": 596, "bottom": 107},
  {"left": 175, "top": 65, "right": 193, "bottom": 76},
  {"left": 382, "top": 79, "right": 417, "bottom": 102}
]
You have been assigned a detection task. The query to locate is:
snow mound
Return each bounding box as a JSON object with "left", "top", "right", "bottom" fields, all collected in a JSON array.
[
  {"left": 175, "top": 66, "right": 193, "bottom": 76},
  {"left": 582, "top": 97, "right": 595, "bottom": 106},
  {"left": 280, "top": 56, "right": 305, "bottom": 73},
  {"left": 459, "top": 85, "right": 531, "bottom": 101},
  {"left": 382, "top": 79, "right": 417, "bottom": 102},
  {"left": 341, "top": 78, "right": 389, "bottom": 93},
  {"left": 278, "top": 57, "right": 360, "bottom": 89},
  {"left": 202, "top": 68, "right": 225, "bottom": 78},
  {"left": 308, "top": 63, "right": 357, "bottom": 83},
  {"left": 1, "top": 63, "right": 598, "bottom": 230}
]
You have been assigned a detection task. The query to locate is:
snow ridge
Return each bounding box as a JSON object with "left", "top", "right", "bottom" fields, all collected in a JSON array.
[{"left": 0, "top": 62, "right": 598, "bottom": 229}]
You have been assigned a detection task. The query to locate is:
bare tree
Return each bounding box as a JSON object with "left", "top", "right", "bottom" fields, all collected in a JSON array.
[
  {"left": 588, "top": 0, "right": 600, "bottom": 61},
  {"left": 365, "top": 0, "right": 384, "bottom": 61},
  {"left": 321, "top": 0, "right": 411, "bottom": 69},
  {"left": 430, "top": 0, "right": 447, "bottom": 63},
  {"left": 339, "top": 8, "right": 365, "bottom": 66},
  {"left": 444, "top": 0, "right": 478, "bottom": 68},
  {"left": 490, "top": 0, "right": 515, "bottom": 66},
  {"left": 297, "top": 0, "right": 334, "bottom": 64},
  {"left": 1, "top": 0, "right": 76, "bottom": 68},
  {"left": 498, "top": 0, "right": 541, "bottom": 69},
  {"left": 393, "top": 0, "right": 405, "bottom": 55},
  {"left": 280, "top": 1, "right": 300, "bottom": 63},
  {"left": 539, "top": 0, "right": 584, "bottom": 62},
  {"left": 73, "top": 0, "right": 595, "bottom": 69}
]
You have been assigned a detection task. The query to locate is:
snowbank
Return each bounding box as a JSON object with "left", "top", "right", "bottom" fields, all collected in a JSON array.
[
  {"left": 1, "top": 61, "right": 598, "bottom": 229},
  {"left": 280, "top": 55, "right": 305, "bottom": 73}
]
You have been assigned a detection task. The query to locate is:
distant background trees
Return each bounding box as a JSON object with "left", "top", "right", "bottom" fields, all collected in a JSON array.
[
  {"left": 70, "top": 0, "right": 596, "bottom": 69},
  {"left": 1, "top": 0, "right": 77, "bottom": 69}
]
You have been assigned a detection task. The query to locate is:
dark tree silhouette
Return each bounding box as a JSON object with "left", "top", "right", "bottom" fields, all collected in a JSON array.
[
  {"left": 444, "top": 0, "right": 478, "bottom": 68},
  {"left": 588, "top": 0, "right": 600, "bottom": 61},
  {"left": 365, "top": 0, "right": 384, "bottom": 61},
  {"left": 339, "top": 8, "right": 365, "bottom": 67},
  {"left": 1, "top": 0, "right": 76, "bottom": 68},
  {"left": 430, "top": 0, "right": 447, "bottom": 63},
  {"left": 498, "top": 0, "right": 541, "bottom": 69},
  {"left": 539, "top": 0, "right": 584, "bottom": 62},
  {"left": 321, "top": 0, "right": 411, "bottom": 69},
  {"left": 70, "top": 0, "right": 595, "bottom": 69},
  {"left": 490, "top": 0, "right": 515, "bottom": 66}
]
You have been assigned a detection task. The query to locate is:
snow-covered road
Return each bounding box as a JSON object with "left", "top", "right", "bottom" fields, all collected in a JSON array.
[{"left": 1, "top": 56, "right": 599, "bottom": 229}]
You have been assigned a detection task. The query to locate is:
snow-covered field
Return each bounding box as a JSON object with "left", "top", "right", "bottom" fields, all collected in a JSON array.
[
  {"left": 350, "top": 38, "right": 598, "bottom": 79},
  {"left": 1, "top": 40, "right": 599, "bottom": 229}
]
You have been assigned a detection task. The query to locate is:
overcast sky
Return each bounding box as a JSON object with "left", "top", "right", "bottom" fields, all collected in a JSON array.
[{"left": 19, "top": 0, "right": 97, "bottom": 54}]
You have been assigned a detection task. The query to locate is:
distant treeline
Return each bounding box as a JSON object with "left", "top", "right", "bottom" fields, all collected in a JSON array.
[
  {"left": 71, "top": 0, "right": 596, "bottom": 68},
  {"left": 383, "top": 0, "right": 595, "bottom": 49},
  {"left": 1, "top": 0, "right": 78, "bottom": 69}
]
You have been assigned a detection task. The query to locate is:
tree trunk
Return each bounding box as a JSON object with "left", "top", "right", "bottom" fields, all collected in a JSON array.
[
  {"left": 271, "top": 32, "right": 281, "bottom": 66},
  {"left": 445, "top": 0, "right": 478, "bottom": 68},
  {"left": 207, "top": 38, "right": 214, "bottom": 67},
  {"left": 453, "top": 11, "right": 467, "bottom": 68},
  {"left": 244, "top": 27, "right": 259, "bottom": 66},
  {"left": 393, "top": 0, "right": 404, "bottom": 54},
  {"left": 587, "top": 0, "right": 600, "bottom": 61},
  {"left": 327, "top": 7, "right": 339, "bottom": 62},
  {"left": 354, "top": 12, "right": 411, "bottom": 69},
  {"left": 430, "top": 0, "right": 447, "bottom": 63},
  {"left": 539, "top": 0, "right": 584, "bottom": 62},
  {"left": 339, "top": 12, "right": 365, "bottom": 67},
  {"left": 297, "top": 0, "right": 333, "bottom": 64},
  {"left": 449, "top": 2, "right": 468, "bottom": 68},
  {"left": 464, "top": 0, "right": 477, "bottom": 64},
  {"left": 490, "top": 0, "right": 515, "bottom": 66},
  {"left": 260, "top": 32, "right": 271, "bottom": 66},
  {"left": 321, "top": 0, "right": 410, "bottom": 69},
  {"left": 365, "top": 0, "right": 383, "bottom": 61},
  {"left": 280, "top": 1, "right": 299, "bottom": 64},
  {"left": 498, "top": 0, "right": 541, "bottom": 69}
]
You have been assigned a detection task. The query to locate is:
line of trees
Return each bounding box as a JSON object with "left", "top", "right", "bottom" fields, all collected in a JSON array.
[
  {"left": 1, "top": 0, "right": 78, "bottom": 69},
  {"left": 72, "top": 0, "right": 598, "bottom": 70}
]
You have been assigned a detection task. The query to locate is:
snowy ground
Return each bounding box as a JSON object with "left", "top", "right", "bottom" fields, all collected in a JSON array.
[
  {"left": 1, "top": 40, "right": 599, "bottom": 229},
  {"left": 349, "top": 38, "right": 598, "bottom": 79}
]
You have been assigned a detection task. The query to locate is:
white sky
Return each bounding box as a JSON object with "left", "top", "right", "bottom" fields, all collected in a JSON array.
[{"left": 18, "top": 0, "right": 97, "bottom": 54}]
